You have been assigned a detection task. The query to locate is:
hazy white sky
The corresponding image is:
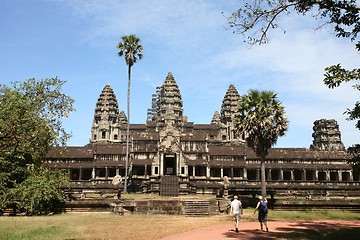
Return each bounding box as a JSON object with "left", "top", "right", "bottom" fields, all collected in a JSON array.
[{"left": 1, "top": 0, "right": 359, "bottom": 148}]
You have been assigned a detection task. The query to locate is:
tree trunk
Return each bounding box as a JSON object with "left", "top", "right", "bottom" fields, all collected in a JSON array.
[
  {"left": 260, "top": 153, "right": 267, "bottom": 197},
  {"left": 124, "top": 65, "right": 131, "bottom": 193}
]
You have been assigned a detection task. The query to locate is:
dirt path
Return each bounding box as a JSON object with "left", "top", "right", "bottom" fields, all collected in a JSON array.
[{"left": 160, "top": 220, "right": 360, "bottom": 240}]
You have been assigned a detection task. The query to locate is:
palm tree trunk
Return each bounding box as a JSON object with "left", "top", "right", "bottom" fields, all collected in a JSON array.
[
  {"left": 124, "top": 65, "right": 131, "bottom": 193},
  {"left": 260, "top": 153, "right": 267, "bottom": 197}
]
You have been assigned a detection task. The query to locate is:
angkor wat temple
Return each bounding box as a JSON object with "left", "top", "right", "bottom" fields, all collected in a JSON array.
[{"left": 45, "top": 72, "right": 359, "bottom": 197}]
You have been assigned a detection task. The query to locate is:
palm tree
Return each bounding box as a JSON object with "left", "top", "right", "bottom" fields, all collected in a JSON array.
[
  {"left": 116, "top": 34, "right": 143, "bottom": 193},
  {"left": 234, "top": 90, "right": 288, "bottom": 197}
]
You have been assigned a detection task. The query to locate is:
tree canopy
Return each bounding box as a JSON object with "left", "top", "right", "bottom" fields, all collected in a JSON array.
[
  {"left": 0, "top": 77, "right": 74, "bottom": 215},
  {"left": 226, "top": 0, "right": 359, "bottom": 173},
  {"left": 226, "top": 0, "right": 359, "bottom": 48},
  {"left": 235, "top": 89, "right": 288, "bottom": 196},
  {"left": 117, "top": 34, "right": 143, "bottom": 67},
  {"left": 225, "top": 0, "right": 359, "bottom": 100}
]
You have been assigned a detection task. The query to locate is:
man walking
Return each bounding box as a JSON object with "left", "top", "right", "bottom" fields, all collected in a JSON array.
[{"left": 230, "top": 195, "right": 243, "bottom": 232}]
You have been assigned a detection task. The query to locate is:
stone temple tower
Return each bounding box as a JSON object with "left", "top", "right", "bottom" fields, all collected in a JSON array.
[
  {"left": 310, "top": 119, "right": 345, "bottom": 151},
  {"left": 155, "top": 72, "right": 186, "bottom": 127},
  {"left": 220, "top": 84, "right": 241, "bottom": 141},
  {"left": 154, "top": 72, "right": 187, "bottom": 155},
  {"left": 91, "top": 84, "right": 126, "bottom": 143}
]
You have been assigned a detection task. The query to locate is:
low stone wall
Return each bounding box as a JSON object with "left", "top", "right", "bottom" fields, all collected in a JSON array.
[{"left": 64, "top": 197, "right": 360, "bottom": 214}]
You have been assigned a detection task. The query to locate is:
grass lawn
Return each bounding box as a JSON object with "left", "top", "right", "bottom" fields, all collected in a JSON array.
[{"left": 0, "top": 209, "right": 359, "bottom": 240}]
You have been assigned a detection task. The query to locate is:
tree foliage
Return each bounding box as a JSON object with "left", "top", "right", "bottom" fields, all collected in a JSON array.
[
  {"left": 0, "top": 77, "right": 74, "bottom": 215},
  {"left": 235, "top": 90, "right": 288, "bottom": 196},
  {"left": 117, "top": 34, "right": 143, "bottom": 67},
  {"left": 226, "top": 0, "right": 359, "bottom": 47},
  {"left": 0, "top": 77, "right": 74, "bottom": 164},
  {"left": 226, "top": 0, "right": 360, "bottom": 170},
  {"left": 8, "top": 167, "right": 69, "bottom": 215}
]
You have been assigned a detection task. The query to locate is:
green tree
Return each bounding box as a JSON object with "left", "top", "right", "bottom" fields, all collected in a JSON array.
[
  {"left": 0, "top": 77, "right": 74, "bottom": 214},
  {"left": 10, "top": 167, "right": 69, "bottom": 215},
  {"left": 234, "top": 90, "right": 288, "bottom": 197},
  {"left": 116, "top": 34, "right": 143, "bottom": 193},
  {"left": 225, "top": 0, "right": 359, "bottom": 174}
]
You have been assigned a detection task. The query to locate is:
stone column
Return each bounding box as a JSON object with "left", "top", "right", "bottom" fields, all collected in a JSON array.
[
  {"left": 220, "top": 168, "right": 224, "bottom": 178},
  {"left": 79, "top": 168, "right": 83, "bottom": 181},
  {"left": 326, "top": 170, "right": 330, "bottom": 181},
  {"left": 105, "top": 167, "right": 109, "bottom": 179},
  {"left": 256, "top": 169, "right": 260, "bottom": 181},
  {"left": 301, "top": 169, "right": 306, "bottom": 181},
  {"left": 315, "top": 170, "right": 318, "bottom": 181},
  {"left": 206, "top": 166, "right": 210, "bottom": 178},
  {"left": 338, "top": 170, "right": 343, "bottom": 181},
  {"left": 160, "top": 154, "right": 163, "bottom": 176},
  {"left": 349, "top": 170, "right": 354, "bottom": 181},
  {"left": 279, "top": 169, "right": 284, "bottom": 181},
  {"left": 267, "top": 169, "right": 272, "bottom": 181},
  {"left": 290, "top": 170, "right": 294, "bottom": 181},
  {"left": 243, "top": 168, "right": 247, "bottom": 180}
]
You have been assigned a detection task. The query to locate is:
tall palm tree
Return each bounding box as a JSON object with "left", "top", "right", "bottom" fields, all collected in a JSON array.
[
  {"left": 234, "top": 90, "right": 288, "bottom": 197},
  {"left": 116, "top": 34, "right": 143, "bottom": 193}
]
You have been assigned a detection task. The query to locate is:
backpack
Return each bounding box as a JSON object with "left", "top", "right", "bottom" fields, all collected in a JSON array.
[{"left": 259, "top": 202, "right": 268, "bottom": 214}]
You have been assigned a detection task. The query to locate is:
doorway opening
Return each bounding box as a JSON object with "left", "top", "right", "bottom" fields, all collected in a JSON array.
[{"left": 163, "top": 154, "right": 176, "bottom": 175}]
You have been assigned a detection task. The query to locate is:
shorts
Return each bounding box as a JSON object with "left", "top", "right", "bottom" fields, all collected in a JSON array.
[
  {"left": 233, "top": 213, "right": 241, "bottom": 221},
  {"left": 258, "top": 211, "right": 267, "bottom": 222}
]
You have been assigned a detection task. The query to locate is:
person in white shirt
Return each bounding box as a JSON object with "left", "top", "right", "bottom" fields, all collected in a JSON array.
[{"left": 229, "top": 195, "right": 243, "bottom": 232}]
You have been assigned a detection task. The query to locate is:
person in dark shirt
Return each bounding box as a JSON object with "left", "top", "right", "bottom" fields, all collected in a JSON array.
[{"left": 254, "top": 196, "right": 268, "bottom": 232}]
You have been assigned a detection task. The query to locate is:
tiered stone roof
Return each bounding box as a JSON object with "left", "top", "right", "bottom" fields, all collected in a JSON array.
[
  {"left": 156, "top": 72, "right": 185, "bottom": 125},
  {"left": 220, "top": 84, "right": 240, "bottom": 125}
]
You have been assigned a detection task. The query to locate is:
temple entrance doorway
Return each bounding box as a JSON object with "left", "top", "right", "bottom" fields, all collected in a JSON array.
[{"left": 163, "top": 154, "right": 176, "bottom": 175}]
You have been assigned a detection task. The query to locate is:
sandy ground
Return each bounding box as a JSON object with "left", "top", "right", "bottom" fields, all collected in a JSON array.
[{"left": 160, "top": 220, "right": 360, "bottom": 240}]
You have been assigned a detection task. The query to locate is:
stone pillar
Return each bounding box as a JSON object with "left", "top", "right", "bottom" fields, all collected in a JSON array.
[
  {"left": 243, "top": 168, "right": 247, "bottom": 180},
  {"left": 221, "top": 168, "right": 224, "bottom": 178},
  {"left": 267, "top": 169, "right": 272, "bottom": 181},
  {"left": 206, "top": 166, "right": 210, "bottom": 178},
  {"left": 349, "top": 170, "right": 354, "bottom": 181},
  {"left": 280, "top": 169, "right": 284, "bottom": 181},
  {"left": 105, "top": 167, "right": 109, "bottom": 179},
  {"left": 338, "top": 170, "right": 343, "bottom": 181},
  {"left": 302, "top": 169, "right": 306, "bottom": 181},
  {"left": 256, "top": 169, "right": 260, "bottom": 181},
  {"left": 326, "top": 170, "right": 330, "bottom": 181},
  {"left": 315, "top": 170, "right": 318, "bottom": 181},
  {"left": 79, "top": 168, "right": 83, "bottom": 180},
  {"left": 160, "top": 154, "right": 164, "bottom": 176},
  {"left": 290, "top": 170, "right": 294, "bottom": 181},
  {"left": 193, "top": 166, "right": 195, "bottom": 177},
  {"left": 231, "top": 168, "right": 234, "bottom": 178}
]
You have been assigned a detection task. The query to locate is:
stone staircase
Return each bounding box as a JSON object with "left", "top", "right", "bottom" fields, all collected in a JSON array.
[
  {"left": 160, "top": 175, "right": 179, "bottom": 196},
  {"left": 184, "top": 200, "right": 210, "bottom": 216}
]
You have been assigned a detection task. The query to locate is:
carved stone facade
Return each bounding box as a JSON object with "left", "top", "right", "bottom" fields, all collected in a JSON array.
[
  {"left": 310, "top": 119, "right": 345, "bottom": 151},
  {"left": 46, "top": 72, "right": 358, "bottom": 197}
]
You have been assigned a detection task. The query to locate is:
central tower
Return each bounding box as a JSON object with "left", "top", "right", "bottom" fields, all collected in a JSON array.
[{"left": 155, "top": 72, "right": 186, "bottom": 175}]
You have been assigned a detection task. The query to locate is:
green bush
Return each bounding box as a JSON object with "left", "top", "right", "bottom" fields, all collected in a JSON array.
[{"left": 10, "top": 167, "right": 69, "bottom": 215}]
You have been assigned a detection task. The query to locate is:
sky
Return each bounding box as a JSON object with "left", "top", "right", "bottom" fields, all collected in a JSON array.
[{"left": 0, "top": 0, "right": 359, "bottom": 149}]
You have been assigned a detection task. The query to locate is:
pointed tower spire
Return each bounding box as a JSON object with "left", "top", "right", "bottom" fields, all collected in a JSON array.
[
  {"left": 156, "top": 72, "right": 185, "bottom": 126},
  {"left": 220, "top": 84, "right": 240, "bottom": 125},
  {"left": 211, "top": 111, "right": 221, "bottom": 125},
  {"left": 91, "top": 84, "right": 122, "bottom": 143}
]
